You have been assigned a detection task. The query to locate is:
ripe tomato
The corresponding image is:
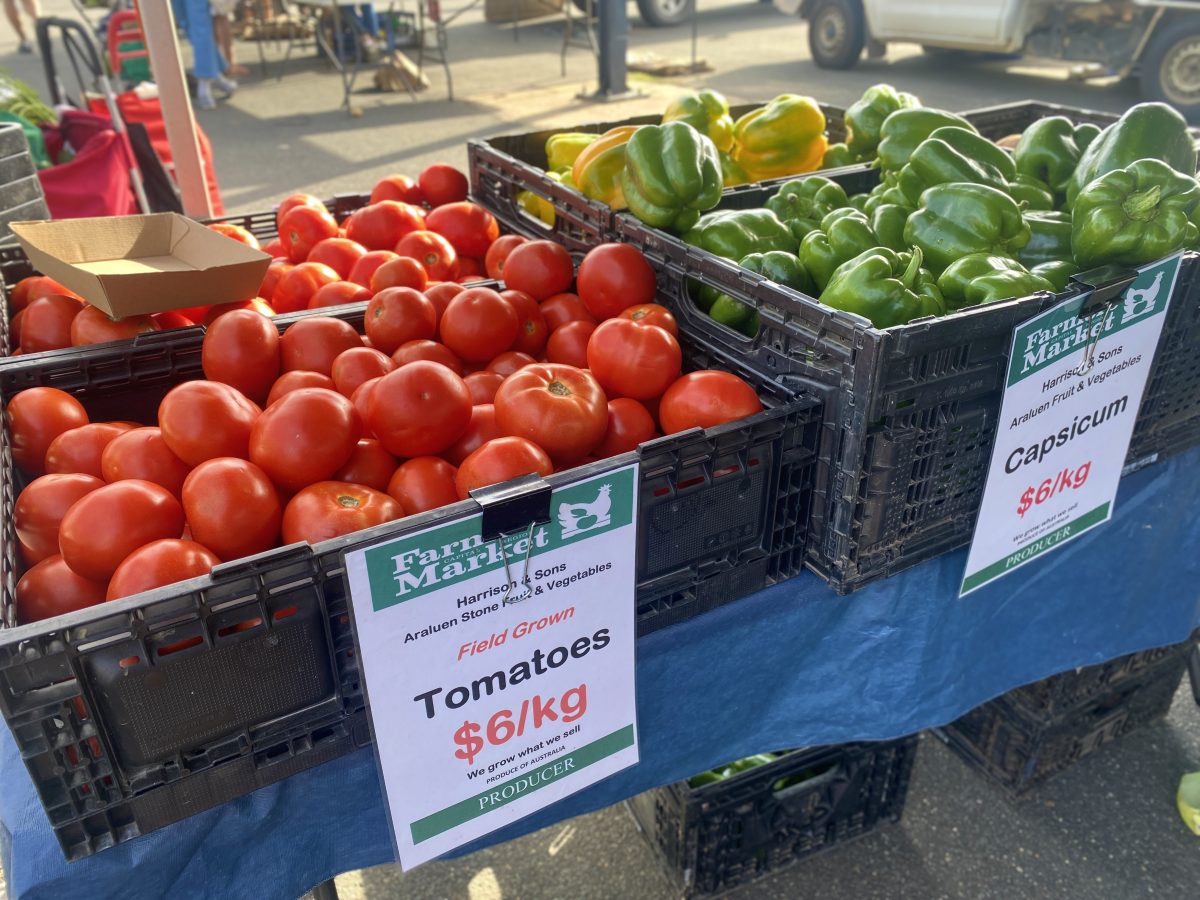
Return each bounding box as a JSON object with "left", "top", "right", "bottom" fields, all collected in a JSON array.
[
  {"left": 8, "top": 386, "right": 89, "bottom": 474},
  {"left": 280, "top": 205, "right": 339, "bottom": 263},
  {"left": 16, "top": 556, "right": 106, "bottom": 623},
  {"left": 485, "top": 235, "right": 527, "bottom": 281},
  {"left": 158, "top": 381, "right": 260, "bottom": 465},
  {"left": 386, "top": 457, "right": 458, "bottom": 514},
  {"left": 464, "top": 370, "right": 504, "bottom": 405},
  {"left": 439, "top": 288, "right": 519, "bottom": 363},
  {"left": 498, "top": 289, "right": 548, "bottom": 356},
  {"left": 444, "top": 403, "right": 504, "bottom": 466},
  {"left": 182, "top": 458, "right": 282, "bottom": 561},
  {"left": 332, "top": 438, "right": 398, "bottom": 491},
  {"left": 349, "top": 376, "right": 382, "bottom": 431},
  {"left": 364, "top": 287, "right": 436, "bottom": 354},
  {"left": 540, "top": 293, "right": 595, "bottom": 332},
  {"left": 262, "top": 237, "right": 285, "bottom": 258},
  {"left": 44, "top": 423, "right": 133, "bottom": 477},
  {"left": 101, "top": 427, "right": 192, "bottom": 496},
  {"left": 619, "top": 303, "right": 677, "bottom": 336},
  {"left": 425, "top": 281, "right": 464, "bottom": 328},
  {"left": 390, "top": 339, "right": 464, "bottom": 374},
  {"left": 152, "top": 309, "right": 196, "bottom": 330},
  {"left": 259, "top": 258, "right": 294, "bottom": 303},
  {"left": 69, "top": 305, "right": 158, "bottom": 346},
  {"left": 577, "top": 243, "right": 657, "bottom": 320},
  {"left": 59, "top": 480, "right": 185, "bottom": 581},
  {"left": 249, "top": 388, "right": 361, "bottom": 492},
  {"left": 418, "top": 164, "right": 469, "bottom": 208},
  {"left": 21, "top": 295, "right": 82, "bottom": 352},
  {"left": 345, "top": 201, "right": 426, "bottom": 250},
  {"left": 367, "top": 361, "right": 471, "bottom": 456},
  {"left": 587, "top": 318, "right": 681, "bottom": 400},
  {"left": 208, "top": 222, "right": 260, "bottom": 249},
  {"left": 658, "top": 371, "right": 763, "bottom": 434},
  {"left": 107, "top": 539, "right": 221, "bottom": 600},
  {"left": 502, "top": 240, "right": 574, "bottom": 301},
  {"left": 279, "top": 316, "right": 362, "bottom": 376},
  {"left": 457, "top": 258, "right": 486, "bottom": 281},
  {"left": 14, "top": 473, "right": 104, "bottom": 565},
  {"left": 370, "top": 174, "right": 423, "bottom": 205},
  {"left": 348, "top": 250, "right": 399, "bottom": 287},
  {"left": 545, "top": 320, "right": 595, "bottom": 368},
  {"left": 455, "top": 437, "right": 553, "bottom": 499},
  {"left": 493, "top": 364, "right": 607, "bottom": 463},
  {"left": 10, "top": 275, "right": 76, "bottom": 314},
  {"left": 331, "top": 347, "right": 394, "bottom": 396},
  {"left": 308, "top": 281, "right": 372, "bottom": 309},
  {"left": 425, "top": 202, "right": 498, "bottom": 257},
  {"left": 281, "top": 482, "right": 403, "bottom": 544},
  {"left": 307, "top": 237, "right": 368, "bottom": 278},
  {"left": 275, "top": 193, "right": 326, "bottom": 235},
  {"left": 203, "top": 298, "right": 276, "bottom": 325},
  {"left": 486, "top": 351, "right": 536, "bottom": 377},
  {"left": 272, "top": 262, "right": 341, "bottom": 314},
  {"left": 266, "top": 370, "right": 336, "bottom": 405},
  {"left": 594, "top": 398, "right": 656, "bottom": 458},
  {"left": 370, "top": 256, "right": 428, "bottom": 293},
  {"left": 395, "top": 230, "right": 458, "bottom": 281},
  {"left": 202, "top": 308, "right": 281, "bottom": 404}
]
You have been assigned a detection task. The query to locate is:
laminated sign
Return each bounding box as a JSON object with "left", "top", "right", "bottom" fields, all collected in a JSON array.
[
  {"left": 343, "top": 464, "right": 640, "bottom": 868},
  {"left": 961, "top": 254, "right": 1180, "bottom": 596}
]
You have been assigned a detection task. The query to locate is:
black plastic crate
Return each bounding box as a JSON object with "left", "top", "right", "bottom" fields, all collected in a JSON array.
[
  {"left": 938, "top": 640, "right": 1194, "bottom": 795},
  {"left": 627, "top": 736, "right": 918, "bottom": 898}
]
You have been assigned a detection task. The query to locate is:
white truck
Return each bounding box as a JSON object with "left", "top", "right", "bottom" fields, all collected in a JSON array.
[{"left": 778, "top": 0, "right": 1200, "bottom": 118}]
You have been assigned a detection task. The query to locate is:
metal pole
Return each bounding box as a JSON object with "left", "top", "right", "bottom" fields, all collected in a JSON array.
[{"left": 596, "top": 0, "right": 628, "bottom": 96}]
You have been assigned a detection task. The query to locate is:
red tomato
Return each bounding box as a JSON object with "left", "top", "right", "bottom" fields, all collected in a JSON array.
[
  {"left": 272, "top": 262, "right": 341, "bottom": 313},
  {"left": 266, "top": 370, "right": 336, "bottom": 406},
  {"left": 331, "top": 347, "right": 394, "bottom": 397},
  {"left": 545, "top": 320, "right": 595, "bottom": 368},
  {"left": 349, "top": 377, "right": 382, "bottom": 433},
  {"left": 106, "top": 539, "right": 221, "bottom": 600},
  {"left": 8, "top": 386, "right": 89, "bottom": 474},
  {"left": 307, "top": 237, "right": 368, "bottom": 278},
  {"left": 418, "top": 164, "right": 469, "bottom": 208},
  {"left": 101, "top": 427, "right": 192, "bottom": 496},
  {"left": 619, "top": 303, "right": 678, "bottom": 336},
  {"left": 59, "top": 480, "right": 185, "bottom": 581},
  {"left": 208, "top": 222, "right": 261, "bottom": 249},
  {"left": 9, "top": 275, "right": 76, "bottom": 314},
  {"left": 21, "top": 295, "right": 82, "bottom": 352},
  {"left": 182, "top": 458, "right": 282, "bottom": 561},
  {"left": 395, "top": 230, "right": 459, "bottom": 281},
  {"left": 587, "top": 318, "right": 681, "bottom": 400},
  {"left": 502, "top": 241, "right": 574, "bottom": 301},
  {"left": 485, "top": 235, "right": 528, "bottom": 281},
  {"left": 594, "top": 398, "right": 656, "bottom": 458},
  {"left": 14, "top": 473, "right": 105, "bottom": 566},
  {"left": 262, "top": 237, "right": 286, "bottom": 258},
  {"left": 456, "top": 258, "right": 487, "bottom": 281},
  {"left": 348, "top": 250, "right": 399, "bottom": 288},
  {"left": 44, "top": 423, "right": 133, "bottom": 477},
  {"left": 249, "top": 388, "right": 361, "bottom": 492},
  {"left": 308, "top": 281, "right": 372, "bottom": 309},
  {"left": 332, "top": 438, "right": 398, "bottom": 491},
  {"left": 486, "top": 350, "right": 536, "bottom": 377},
  {"left": 425, "top": 281, "right": 464, "bottom": 327},
  {"left": 386, "top": 457, "right": 457, "bottom": 514},
  {"left": 279, "top": 316, "right": 362, "bottom": 376},
  {"left": 259, "top": 258, "right": 294, "bottom": 304},
  {"left": 370, "top": 174, "right": 423, "bottom": 205},
  {"left": 275, "top": 193, "right": 326, "bottom": 236},
  {"left": 364, "top": 287, "right": 436, "bottom": 355},
  {"left": 158, "top": 381, "right": 260, "bottom": 465},
  {"left": 440, "top": 287, "right": 519, "bottom": 363},
  {"left": 367, "top": 361, "right": 471, "bottom": 457},
  {"left": 425, "top": 202, "right": 498, "bottom": 257},
  {"left": 345, "top": 201, "right": 426, "bottom": 250},
  {"left": 203, "top": 298, "right": 276, "bottom": 325},
  {"left": 151, "top": 309, "right": 196, "bottom": 330},
  {"left": 280, "top": 205, "right": 339, "bottom": 263},
  {"left": 498, "top": 289, "right": 548, "bottom": 356},
  {"left": 658, "top": 371, "right": 764, "bottom": 434},
  {"left": 281, "top": 482, "right": 403, "bottom": 544},
  {"left": 202, "top": 308, "right": 281, "bottom": 404},
  {"left": 16, "top": 556, "right": 107, "bottom": 623},
  {"left": 370, "top": 257, "right": 429, "bottom": 293},
  {"left": 493, "top": 364, "right": 607, "bottom": 463},
  {"left": 540, "top": 293, "right": 595, "bottom": 332},
  {"left": 390, "top": 339, "right": 465, "bottom": 375},
  {"left": 455, "top": 437, "right": 553, "bottom": 499},
  {"left": 444, "top": 403, "right": 504, "bottom": 466},
  {"left": 577, "top": 243, "right": 657, "bottom": 320},
  {"left": 69, "top": 305, "right": 158, "bottom": 346},
  {"left": 464, "top": 370, "right": 504, "bottom": 405}
]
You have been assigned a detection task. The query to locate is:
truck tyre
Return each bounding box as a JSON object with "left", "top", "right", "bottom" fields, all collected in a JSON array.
[
  {"left": 1140, "top": 18, "right": 1200, "bottom": 121},
  {"left": 636, "top": 0, "right": 695, "bottom": 27},
  {"left": 807, "top": 0, "right": 865, "bottom": 70}
]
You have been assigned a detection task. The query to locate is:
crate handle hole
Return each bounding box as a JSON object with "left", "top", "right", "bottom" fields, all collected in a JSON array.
[
  {"left": 677, "top": 475, "right": 705, "bottom": 490},
  {"left": 652, "top": 486, "right": 670, "bottom": 498},
  {"left": 118, "top": 656, "right": 141, "bottom": 669},
  {"left": 273, "top": 606, "right": 299, "bottom": 622},
  {"left": 157, "top": 635, "right": 204, "bottom": 657},
  {"left": 217, "top": 617, "right": 263, "bottom": 637}
]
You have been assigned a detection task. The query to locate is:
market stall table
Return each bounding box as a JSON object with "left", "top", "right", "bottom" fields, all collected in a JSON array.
[{"left": 3, "top": 445, "right": 1199, "bottom": 900}]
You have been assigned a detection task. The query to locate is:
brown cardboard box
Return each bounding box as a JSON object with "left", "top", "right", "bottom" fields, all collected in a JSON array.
[{"left": 10, "top": 213, "right": 270, "bottom": 318}]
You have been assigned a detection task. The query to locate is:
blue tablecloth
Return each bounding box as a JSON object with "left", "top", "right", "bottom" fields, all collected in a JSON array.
[{"left": 4, "top": 446, "right": 1199, "bottom": 900}]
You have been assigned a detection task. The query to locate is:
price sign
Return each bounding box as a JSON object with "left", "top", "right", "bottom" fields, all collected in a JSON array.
[
  {"left": 343, "top": 464, "right": 640, "bottom": 868},
  {"left": 960, "top": 255, "right": 1180, "bottom": 596}
]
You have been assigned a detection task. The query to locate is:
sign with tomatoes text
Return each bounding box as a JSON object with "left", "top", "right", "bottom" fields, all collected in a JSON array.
[
  {"left": 960, "top": 254, "right": 1179, "bottom": 596},
  {"left": 343, "top": 464, "right": 640, "bottom": 869}
]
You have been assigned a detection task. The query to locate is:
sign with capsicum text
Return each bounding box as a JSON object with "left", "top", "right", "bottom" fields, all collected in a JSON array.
[
  {"left": 960, "top": 254, "right": 1180, "bottom": 596},
  {"left": 343, "top": 464, "right": 640, "bottom": 868}
]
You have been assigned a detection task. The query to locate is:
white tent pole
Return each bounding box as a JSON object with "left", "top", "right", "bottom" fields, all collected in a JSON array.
[{"left": 138, "top": 0, "right": 214, "bottom": 218}]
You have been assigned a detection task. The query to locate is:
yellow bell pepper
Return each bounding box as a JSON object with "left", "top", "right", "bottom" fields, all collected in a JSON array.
[
  {"left": 662, "top": 90, "right": 735, "bottom": 153},
  {"left": 545, "top": 132, "right": 598, "bottom": 173},
  {"left": 730, "top": 95, "right": 828, "bottom": 182},
  {"left": 571, "top": 125, "right": 638, "bottom": 209}
]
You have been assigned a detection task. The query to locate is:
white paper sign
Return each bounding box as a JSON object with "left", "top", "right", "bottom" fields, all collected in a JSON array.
[
  {"left": 960, "top": 254, "right": 1180, "bottom": 596},
  {"left": 343, "top": 464, "right": 640, "bottom": 868}
]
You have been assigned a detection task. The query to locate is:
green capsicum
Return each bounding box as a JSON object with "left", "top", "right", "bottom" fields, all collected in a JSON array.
[
  {"left": 683, "top": 208, "right": 797, "bottom": 260},
  {"left": 710, "top": 251, "right": 812, "bottom": 336},
  {"left": 1032, "top": 259, "right": 1079, "bottom": 292},
  {"left": 820, "top": 246, "right": 946, "bottom": 328},
  {"left": 846, "top": 192, "right": 871, "bottom": 213},
  {"left": 766, "top": 176, "right": 850, "bottom": 241},
  {"left": 620, "top": 122, "right": 723, "bottom": 233},
  {"left": 870, "top": 203, "right": 909, "bottom": 251},
  {"left": 719, "top": 151, "right": 750, "bottom": 187},
  {"left": 1012, "top": 116, "right": 1094, "bottom": 199},
  {"left": 1008, "top": 174, "right": 1055, "bottom": 211},
  {"left": 903, "top": 182, "right": 1031, "bottom": 273},
  {"left": 936, "top": 253, "right": 1054, "bottom": 310},
  {"left": 844, "top": 83, "right": 920, "bottom": 159},
  {"left": 876, "top": 107, "right": 976, "bottom": 177},
  {"left": 821, "top": 142, "right": 856, "bottom": 168},
  {"left": 799, "top": 210, "right": 881, "bottom": 292},
  {"left": 1018, "top": 210, "right": 1073, "bottom": 267},
  {"left": 887, "top": 126, "right": 1016, "bottom": 207},
  {"left": 662, "top": 89, "right": 735, "bottom": 153}
]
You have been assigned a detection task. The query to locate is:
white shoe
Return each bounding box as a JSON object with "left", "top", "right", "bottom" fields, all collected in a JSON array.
[
  {"left": 214, "top": 74, "right": 238, "bottom": 96},
  {"left": 195, "top": 83, "right": 217, "bottom": 110}
]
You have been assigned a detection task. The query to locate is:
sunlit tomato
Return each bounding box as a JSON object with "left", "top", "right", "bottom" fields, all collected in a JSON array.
[
  {"left": 8, "top": 386, "right": 89, "bottom": 474},
  {"left": 345, "top": 201, "right": 426, "bottom": 251},
  {"left": 418, "top": 164, "right": 469, "bottom": 208},
  {"left": 331, "top": 347, "right": 394, "bottom": 397},
  {"left": 370, "top": 256, "right": 428, "bottom": 293},
  {"left": 307, "top": 237, "right": 368, "bottom": 278},
  {"left": 440, "top": 288, "right": 519, "bottom": 363},
  {"left": 594, "top": 398, "right": 656, "bottom": 458},
  {"left": 152, "top": 309, "right": 195, "bottom": 330},
  {"left": 349, "top": 377, "right": 382, "bottom": 432},
  {"left": 249, "top": 388, "right": 361, "bottom": 492},
  {"left": 101, "top": 426, "right": 192, "bottom": 496},
  {"left": 280, "top": 205, "right": 339, "bottom": 263},
  {"left": 208, "top": 222, "right": 261, "bottom": 249},
  {"left": 158, "top": 381, "right": 260, "bottom": 465},
  {"left": 455, "top": 437, "right": 552, "bottom": 499},
  {"left": 425, "top": 201, "right": 498, "bottom": 257},
  {"left": 364, "top": 287, "right": 436, "bottom": 355},
  {"left": 332, "top": 438, "right": 398, "bottom": 491},
  {"left": 659, "top": 371, "right": 764, "bottom": 434},
  {"left": 502, "top": 240, "right": 573, "bottom": 301},
  {"left": 485, "top": 235, "right": 527, "bottom": 281},
  {"left": 272, "top": 262, "right": 340, "bottom": 314},
  {"left": 395, "top": 230, "right": 458, "bottom": 281},
  {"left": 619, "top": 303, "right": 677, "bottom": 336},
  {"left": 576, "top": 243, "right": 657, "bottom": 320},
  {"left": 370, "top": 174, "right": 423, "bottom": 205},
  {"left": 266, "top": 370, "right": 336, "bottom": 406},
  {"left": 258, "top": 258, "right": 294, "bottom": 304},
  {"left": 308, "top": 281, "right": 372, "bottom": 310},
  {"left": 587, "top": 318, "right": 681, "bottom": 400},
  {"left": 16, "top": 556, "right": 107, "bottom": 623},
  {"left": 275, "top": 193, "right": 326, "bottom": 236},
  {"left": 545, "top": 320, "right": 595, "bottom": 368},
  {"left": 203, "top": 298, "right": 276, "bottom": 325},
  {"left": 44, "top": 423, "right": 133, "bottom": 477},
  {"left": 106, "top": 539, "right": 221, "bottom": 600},
  {"left": 540, "top": 293, "right": 595, "bottom": 332},
  {"left": 464, "top": 370, "right": 504, "bottom": 405},
  {"left": 389, "top": 339, "right": 464, "bottom": 375},
  {"left": 367, "top": 361, "right": 471, "bottom": 457},
  {"left": 262, "top": 237, "right": 285, "bottom": 258},
  {"left": 386, "top": 457, "right": 457, "bottom": 514},
  {"left": 21, "top": 295, "right": 82, "bottom": 352},
  {"left": 444, "top": 403, "right": 505, "bottom": 466},
  {"left": 59, "top": 480, "right": 185, "bottom": 581},
  {"left": 68, "top": 305, "right": 158, "bottom": 346},
  {"left": 486, "top": 351, "right": 536, "bottom": 378},
  {"left": 497, "top": 289, "right": 548, "bottom": 356},
  {"left": 281, "top": 481, "right": 403, "bottom": 544},
  {"left": 493, "top": 364, "right": 607, "bottom": 463},
  {"left": 348, "top": 250, "right": 399, "bottom": 287},
  {"left": 10, "top": 275, "right": 76, "bottom": 314},
  {"left": 278, "top": 316, "right": 362, "bottom": 377},
  {"left": 456, "top": 258, "right": 487, "bottom": 282},
  {"left": 182, "top": 458, "right": 282, "bottom": 561},
  {"left": 14, "top": 473, "right": 105, "bottom": 565},
  {"left": 425, "top": 281, "right": 464, "bottom": 328},
  {"left": 201, "top": 308, "right": 280, "bottom": 404}
]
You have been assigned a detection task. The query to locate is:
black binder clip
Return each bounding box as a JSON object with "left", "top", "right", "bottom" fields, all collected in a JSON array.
[{"left": 470, "top": 474, "right": 552, "bottom": 606}]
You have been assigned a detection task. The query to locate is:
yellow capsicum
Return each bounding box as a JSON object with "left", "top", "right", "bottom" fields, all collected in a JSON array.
[
  {"left": 571, "top": 125, "right": 638, "bottom": 209},
  {"left": 730, "top": 95, "right": 828, "bottom": 182}
]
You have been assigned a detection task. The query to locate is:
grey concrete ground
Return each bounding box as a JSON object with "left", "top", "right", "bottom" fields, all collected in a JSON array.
[{"left": 0, "top": 2, "right": 1197, "bottom": 898}]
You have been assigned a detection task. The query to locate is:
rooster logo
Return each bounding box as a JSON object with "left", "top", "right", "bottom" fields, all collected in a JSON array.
[
  {"left": 557, "top": 484, "right": 612, "bottom": 538},
  {"left": 1121, "top": 270, "right": 1163, "bottom": 323}
]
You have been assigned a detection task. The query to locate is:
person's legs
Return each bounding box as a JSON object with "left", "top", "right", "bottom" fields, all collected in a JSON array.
[
  {"left": 17, "top": 0, "right": 37, "bottom": 21},
  {"left": 4, "top": 0, "right": 29, "bottom": 50}
]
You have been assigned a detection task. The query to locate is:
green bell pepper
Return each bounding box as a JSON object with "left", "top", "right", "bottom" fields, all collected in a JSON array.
[
  {"left": 710, "top": 251, "right": 813, "bottom": 336},
  {"left": 862, "top": 181, "right": 890, "bottom": 216},
  {"left": 876, "top": 107, "right": 976, "bottom": 177},
  {"left": 903, "top": 182, "right": 1031, "bottom": 273},
  {"left": 662, "top": 89, "right": 735, "bottom": 153},
  {"left": 799, "top": 210, "right": 880, "bottom": 292},
  {"left": 888, "top": 126, "right": 1016, "bottom": 207},
  {"left": 936, "top": 253, "right": 1054, "bottom": 310},
  {"left": 766, "top": 176, "right": 850, "bottom": 242},
  {"left": 1012, "top": 117, "right": 1096, "bottom": 198},
  {"left": 719, "top": 151, "right": 750, "bottom": 187},
  {"left": 870, "top": 203, "right": 909, "bottom": 251},
  {"left": 1032, "top": 259, "right": 1079, "bottom": 292},
  {"left": 1071, "top": 158, "right": 1200, "bottom": 269},
  {"left": 620, "top": 122, "right": 723, "bottom": 233},
  {"left": 1008, "top": 174, "right": 1055, "bottom": 211},
  {"left": 683, "top": 208, "right": 797, "bottom": 260},
  {"left": 1074, "top": 122, "right": 1102, "bottom": 154},
  {"left": 820, "top": 246, "right": 946, "bottom": 328},
  {"left": 1018, "top": 210, "right": 1073, "bottom": 267},
  {"left": 846, "top": 192, "right": 871, "bottom": 213},
  {"left": 844, "top": 83, "right": 920, "bottom": 159},
  {"left": 821, "top": 142, "right": 856, "bottom": 168}
]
